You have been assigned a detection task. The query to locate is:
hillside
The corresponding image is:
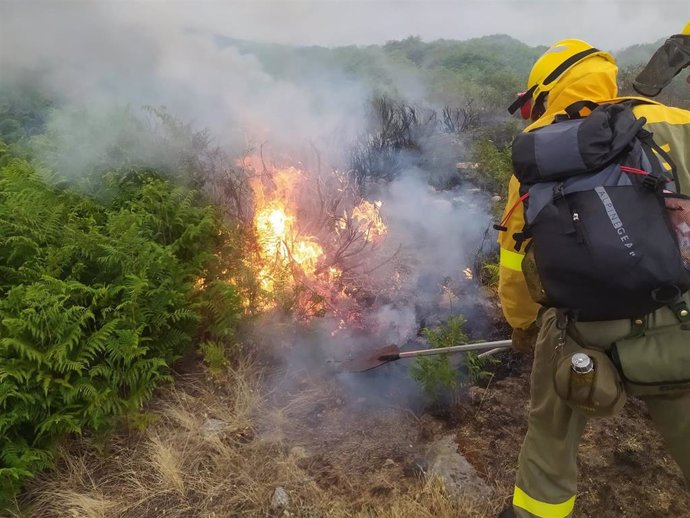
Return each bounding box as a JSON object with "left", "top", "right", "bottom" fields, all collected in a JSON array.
[{"left": 2, "top": 26, "right": 690, "bottom": 517}]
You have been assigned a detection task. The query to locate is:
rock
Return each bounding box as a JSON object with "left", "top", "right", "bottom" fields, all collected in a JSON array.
[
  {"left": 202, "top": 418, "right": 227, "bottom": 436},
  {"left": 426, "top": 434, "right": 490, "bottom": 500},
  {"left": 383, "top": 458, "right": 396, "bottom": 467},
  {"left": 456, "top": 162, "right": 480, "bottom": 171},
  {"left": 492, "top": 195, "right": 502, "bottom": 203},
  {"left": 270, "top": 486, "right": 290, "bottom": 510}
]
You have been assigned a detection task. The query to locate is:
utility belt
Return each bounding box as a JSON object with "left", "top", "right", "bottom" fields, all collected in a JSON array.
[{"left": 547, "top": 295, "right": 690, "bottom": 417}]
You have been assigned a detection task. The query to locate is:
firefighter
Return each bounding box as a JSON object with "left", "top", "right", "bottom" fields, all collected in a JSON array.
[{"left": 498, "top": 27, "right": 690, "bottom": 518}]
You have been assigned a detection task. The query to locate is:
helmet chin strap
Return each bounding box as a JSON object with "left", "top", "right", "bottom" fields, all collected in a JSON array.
[
  {"left": 508, "top": 89, "right": 546, "bottom": 121},
  {"left": 530, "top": 92, "right": 547, "bottom": 121},
  {"left": 508, "top": 85, "right": 537, "bottom": 116}
]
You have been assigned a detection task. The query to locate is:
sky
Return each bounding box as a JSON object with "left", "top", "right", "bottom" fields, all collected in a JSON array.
[
  {"left": 3, "top": 1, "right": 688, "bottom": 52},
  {"left": 94, "top": 1, "right": 688, "bottom": 50}
]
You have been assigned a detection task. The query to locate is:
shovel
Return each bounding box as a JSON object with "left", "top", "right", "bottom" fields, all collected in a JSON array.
[{"left": 341, "top": 339, "right": 512, "bottom": 372}]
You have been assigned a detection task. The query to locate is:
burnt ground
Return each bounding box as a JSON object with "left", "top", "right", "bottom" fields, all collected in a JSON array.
[
  {"left": 256, "top": 342, "right": 690, "bottom": 518},
  {"left": 456, "top": 351, "right": 690, "bottom": 518}
]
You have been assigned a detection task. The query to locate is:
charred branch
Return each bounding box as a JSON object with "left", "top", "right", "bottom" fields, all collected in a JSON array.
[
  {"left": 350, "top": 96, "right": 439, "bottom": 191},
  {"left": 442, "top": 99, "right": 480, "bottom": 135}
]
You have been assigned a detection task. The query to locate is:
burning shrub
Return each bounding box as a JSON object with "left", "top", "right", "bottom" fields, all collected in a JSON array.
[
  {"left": 241, "top": 156, "right": 393, "bottom": 324},
  {"left": 441, "top": 100, "right": 481, "bottom": 135},
  {"left": 351, "top": 95, "right": 494, "bottom": 192}
]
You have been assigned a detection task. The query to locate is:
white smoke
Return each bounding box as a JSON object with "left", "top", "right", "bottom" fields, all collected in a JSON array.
[
  {"left": 1, "top": 1, "right": 372, "bottom": 170},
  {"left": 381, "top": 173, "right": 488, "bottom": 279},
  {"left": 2, "top": 1, "right": 494, "bottom": 374}
]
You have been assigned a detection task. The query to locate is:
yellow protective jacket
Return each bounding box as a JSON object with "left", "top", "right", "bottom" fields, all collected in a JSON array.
[{"left": 498, "top": 56, "right": 690, "bottom": 330}]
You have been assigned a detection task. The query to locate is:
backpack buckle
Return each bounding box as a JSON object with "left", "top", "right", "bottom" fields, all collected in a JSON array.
[
  {"left": 513, "top": 228, "right": 532, "bottom": 252},
  {"left": 513, "top": 232, "right": 526, "bottom": 252},
  {"left": 552, "top": 182, "right": 566, "bottom": 201},
  {"left": 643, "top": 174, "right": 663, "bottom": 191}
]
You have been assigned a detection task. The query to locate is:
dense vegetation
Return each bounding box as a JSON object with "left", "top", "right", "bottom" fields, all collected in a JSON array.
[
  {"left": 0, "top": 92, "right": 244, "bottom": 506},
  {"left": 224, "top": 34, "right": 688, "bottom": 195}
]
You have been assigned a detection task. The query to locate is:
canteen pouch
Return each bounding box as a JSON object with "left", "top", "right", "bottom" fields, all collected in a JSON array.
[
  {"left": 611, "top": 324, "right": 690, "bottom": 397},
  {"left": 552, "top": 333, "right": 626, "bottom": 417}
]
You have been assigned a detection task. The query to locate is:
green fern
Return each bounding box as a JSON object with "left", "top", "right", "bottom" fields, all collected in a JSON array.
[
  {"left": 0, "top": 146, "right": 244, "bottom": 507},
  {"left": 199, "top": 340, "right": 228, "bottom": 377}
]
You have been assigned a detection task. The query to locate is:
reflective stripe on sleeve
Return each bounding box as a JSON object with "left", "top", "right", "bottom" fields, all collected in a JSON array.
[
  {"left": 513, "top": 486, "right": 576, "bottom": 518},
  {"left": 500, "top": 247, "right": 525, "bottom": 272}
]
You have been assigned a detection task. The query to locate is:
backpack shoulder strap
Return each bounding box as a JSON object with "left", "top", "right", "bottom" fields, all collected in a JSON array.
[
  {"left": 561, "top": 98, "right": 657, "bottom": 120},
  {"left": 614, "top": 98, "right": 681, "bottom": 192},
  {"left": 637, "top": 128, "right": 681, "bottom": 192},
  {"left": 564, "top": 100, "right": 600, "bottom": 119}
]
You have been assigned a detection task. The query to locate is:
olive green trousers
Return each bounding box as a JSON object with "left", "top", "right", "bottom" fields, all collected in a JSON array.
[{"left": 512, "top": 306, "right": 690, "bottom": 518}]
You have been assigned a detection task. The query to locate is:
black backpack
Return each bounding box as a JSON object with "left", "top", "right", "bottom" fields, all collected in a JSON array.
[{"left": 500, "top": 100, "right": 690, "bottom": 321}]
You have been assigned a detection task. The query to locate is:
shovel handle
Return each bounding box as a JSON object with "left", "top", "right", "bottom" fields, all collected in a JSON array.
[{"left": 396, "top": 339, "right": 512, "bottom": 359}]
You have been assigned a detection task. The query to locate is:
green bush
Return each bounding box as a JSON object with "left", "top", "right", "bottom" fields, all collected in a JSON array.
[
  {"left": 411, "top": 316, "right": 496, "bottom": 401},
  {"left": 199, "top": 340, "right": 229, "bottom": 377},
  {"left": 0, "top": 158, "right": 242, "bottom": 506},
  {"left": 481, "top": 261, "right": 500, "bottom": 291},
  {"left": 410, "top": 316, "right": 469, "bottom": 398},
  {"left": 471, "top": 137, "right": 514, "bottom": 197}
]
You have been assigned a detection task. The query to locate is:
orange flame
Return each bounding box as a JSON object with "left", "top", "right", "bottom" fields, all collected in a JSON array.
[
  {"left": 338, "top": 200, "right": 387, "bottom": 243},
  {"left": 253, "top": 200, "right": 324, "bottom": 293},
  {"left": 249, "top": 162, "right": 329, "bottom": 302},
  {"left": 244, "top": 156, "right": 387, "bottom": 323},
  {"left": 351, "top": 200, "right": 386, "bottom": 242}
]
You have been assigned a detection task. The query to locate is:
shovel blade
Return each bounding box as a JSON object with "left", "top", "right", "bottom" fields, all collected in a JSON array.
[{"left": 339, "top": 344, "right": 401, "bottom": 372}]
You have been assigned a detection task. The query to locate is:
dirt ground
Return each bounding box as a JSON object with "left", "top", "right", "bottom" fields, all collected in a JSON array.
[
  {"left": 264, "top": 345, "right": 690, "bottom": 518},
  {"left": 455, "top": 351, "right": 690, "bottom": 518}
]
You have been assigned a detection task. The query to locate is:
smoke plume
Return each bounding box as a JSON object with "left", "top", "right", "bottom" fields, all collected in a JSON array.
[{"left": 2, "top": 1, "right": 496, "bottom": 403}]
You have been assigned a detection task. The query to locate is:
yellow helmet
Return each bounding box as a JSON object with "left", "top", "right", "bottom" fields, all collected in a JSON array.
[{"left": 509, "top": 39, "right": 615, "bottom": 120}]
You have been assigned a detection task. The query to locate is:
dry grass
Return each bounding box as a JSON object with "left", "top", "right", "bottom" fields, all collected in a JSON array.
[
  {"left": 14, "top": 349, "right": 690, "bottom": 518},
  {"left": 12, "top": 357, "right": 503, "bottom": 518}
]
